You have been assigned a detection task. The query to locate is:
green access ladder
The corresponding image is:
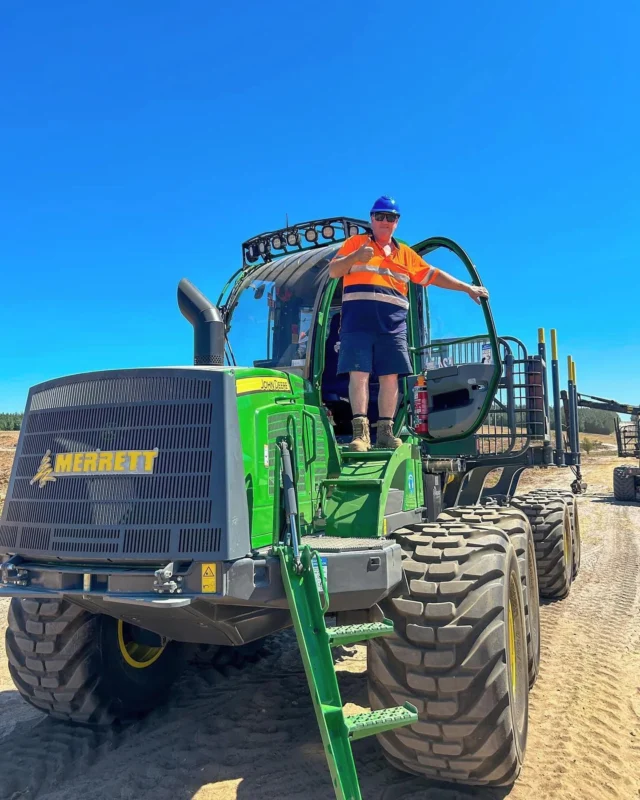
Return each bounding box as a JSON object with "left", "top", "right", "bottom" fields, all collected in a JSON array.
[{"left": 274, "top": 441, "right": 417, "bottom": 800}]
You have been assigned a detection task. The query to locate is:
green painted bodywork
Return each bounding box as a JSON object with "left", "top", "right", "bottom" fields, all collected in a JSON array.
[
  {"left": 225, "top": 234, "right": 501, "bottom": 548},
  {"left": 230, "top": 365, "right": 423, "bottom": 549}
]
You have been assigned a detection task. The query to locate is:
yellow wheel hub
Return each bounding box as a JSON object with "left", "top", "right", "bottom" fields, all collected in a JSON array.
[{"left": 117, "top": 620, "right": 166, "bottom": 669}]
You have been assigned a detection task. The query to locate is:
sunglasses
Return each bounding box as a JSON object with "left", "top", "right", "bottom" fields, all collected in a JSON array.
[{"left": 372, "top": 212, "right": 399, "bottom": 222}]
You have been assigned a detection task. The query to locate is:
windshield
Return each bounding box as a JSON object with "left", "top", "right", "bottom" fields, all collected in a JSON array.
[{"left": 226, "top": 248, "right": 337, "bottom": 371}]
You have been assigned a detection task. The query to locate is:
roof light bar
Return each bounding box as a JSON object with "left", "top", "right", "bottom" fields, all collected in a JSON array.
[{"left": 241, "top": 217, "right": 370, "bottom": 269}]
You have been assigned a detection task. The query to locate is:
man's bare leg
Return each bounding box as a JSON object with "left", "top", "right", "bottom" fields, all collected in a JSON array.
[
  {"left": 378, "top": 374, "right": 399, "bottom": 418},
  {"left": 348, "top": 371, "right": 371, "bottom": 451},
  {"left": 377, "top": 374, "right": 402, "bottom": 449},
  {"left": 349, "top": 371, "right": 370, "bottom": 416}
]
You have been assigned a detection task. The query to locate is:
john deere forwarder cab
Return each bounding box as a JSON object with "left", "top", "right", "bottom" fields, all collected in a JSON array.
[{"left": 0, "top": 217, "right": 583, "bottom": 798}]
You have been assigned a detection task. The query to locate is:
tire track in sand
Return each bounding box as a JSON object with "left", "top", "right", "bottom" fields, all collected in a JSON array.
[{"left": 508, "top": 497, "right": 640, "bottom": 800}]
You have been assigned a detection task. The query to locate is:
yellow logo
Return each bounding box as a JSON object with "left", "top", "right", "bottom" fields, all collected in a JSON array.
[
  {"left": 31, "top": 452, "right": 57, "bottom": 488},
  {"left": 236, "top": 376, "right": 291, "bottom": 395},
  {"left": 31, "top": 448, "right": 159, "bottom": 488}
]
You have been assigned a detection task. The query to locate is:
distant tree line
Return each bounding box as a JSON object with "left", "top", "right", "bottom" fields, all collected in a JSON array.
[
  {"left": 551, "top": 407, "right": 617, "bottom": 435},
  {"left": 0, "top": 413, "right": 22, "bottom": 431},
  {"left": 492, "top": 406, "right": 618, "bottom": 436},
  {"left": 0, "top": 407, "right": 621, "bottom": 437}
]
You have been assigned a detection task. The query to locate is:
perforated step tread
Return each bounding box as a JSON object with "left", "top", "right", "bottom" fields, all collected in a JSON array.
[
  {"left": 346, "top": 703, "right": 419, "bottom": 741},
  {"left": 328, "top": 620, "right": 394, "bottom": 647},
  {"left": 300, "top": 536, "right": 393, "bottom": 552}
]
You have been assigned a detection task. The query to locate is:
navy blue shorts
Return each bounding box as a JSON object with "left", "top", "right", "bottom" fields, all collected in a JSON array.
[{"left": 337, "top": 330, "right": 413, "bottom": 377}]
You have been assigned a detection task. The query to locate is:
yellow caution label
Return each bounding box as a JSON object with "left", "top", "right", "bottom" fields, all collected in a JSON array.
[
  {"left": 236, "top": 376, "right": 291, "bottom": 395},
  {"left": 201, "top": 563, "right": 218, "bottom": 593},
  {"left": 383, "top": 518, "right": 388, "bottom": 535}
]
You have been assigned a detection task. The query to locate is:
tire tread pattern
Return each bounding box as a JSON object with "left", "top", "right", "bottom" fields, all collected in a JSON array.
[
  {"left": 510, "top": 497, "right": 572, "bottom": 599},
  {"left": 368, "top": 521, "right": 527, "bottom": 787}
]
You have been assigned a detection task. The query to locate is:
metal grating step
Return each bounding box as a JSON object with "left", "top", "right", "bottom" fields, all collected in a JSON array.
[
  {"left": 328, "top": 620, "right": 394, "bottom": 647},
  {"left": 300, "top": 536, "right": 391, "bottom": 552},
  {"left": 345, "top": 703, "right": 419, "bottom": 741}
]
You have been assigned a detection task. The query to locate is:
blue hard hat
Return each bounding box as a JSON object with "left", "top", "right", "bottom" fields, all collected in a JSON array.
[{"left": 370, "top": 195, "right": 401, "bottom": 216}]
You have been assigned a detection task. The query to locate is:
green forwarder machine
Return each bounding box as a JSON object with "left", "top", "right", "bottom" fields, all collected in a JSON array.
[
  {"left": 0, "top": 218, "right": 583, "bottom": 798},
  {"left": 575, "top": 392, "right": 640, "bottom": 502}
]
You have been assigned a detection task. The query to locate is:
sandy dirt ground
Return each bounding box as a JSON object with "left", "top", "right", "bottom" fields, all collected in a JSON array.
[{"left": 0, "top": 430, "right": 639, "bottom": 800}]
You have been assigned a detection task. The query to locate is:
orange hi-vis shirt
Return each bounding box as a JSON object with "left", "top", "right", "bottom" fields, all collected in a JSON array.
[{"left": 334, "top": 234, "right": 440, "bottom": 334}]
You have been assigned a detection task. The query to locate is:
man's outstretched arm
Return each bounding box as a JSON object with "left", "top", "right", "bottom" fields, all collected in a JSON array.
[{"left": 430, "top": 270, "right": 489, "bottom": 305}]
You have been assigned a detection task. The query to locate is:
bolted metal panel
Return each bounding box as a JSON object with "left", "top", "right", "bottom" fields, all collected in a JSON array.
[{"left": 0, "top": 368, "right": 251, "bottom": 562}]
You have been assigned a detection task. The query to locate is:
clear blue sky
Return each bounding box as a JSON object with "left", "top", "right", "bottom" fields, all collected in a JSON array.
[{"left": 1, "top": 0, "right": 639, "bottom": 412}]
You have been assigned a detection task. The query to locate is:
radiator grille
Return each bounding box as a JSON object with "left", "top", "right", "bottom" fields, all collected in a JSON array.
[
  {"left": 21, "top": 424, "right": 210, "bottom": 456},
  {"left": 51, "top": 540, "right": 119, "bottom": 554},
  {"left": 178, "top": 527, "right": 222, "bottom": 553},
  {"left": 10, "top": 474, "right": 210, "bottom": 502},
  {"left": 20, "top": 527, "right": 51, "bottom": 551},
  {"left": 1, "top": 371, "right": 249, "bottom": 560},
  {"left": 15, "top": 449, "right": 213, "bottom": 479},
  {"left": 123, "top": 529, "right": 171, "bottom": 554},
  {"left": 6, "top": 499, "right": 212, "bottom": 527},
  {"left": 30, "top": 376, "right": 211, "bottom": 411},
  {"left": 25, "top": 401, "right": 213, "bottom": 434},
  {"left": 0, "top": 527, "right": 18, "bottom": 549}
]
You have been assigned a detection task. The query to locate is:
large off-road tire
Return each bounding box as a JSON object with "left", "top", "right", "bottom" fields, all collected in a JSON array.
[
  {"left": 510, "top": 497, "right": 573, "bottom": 599},
  {"left": 437, "top": 506, "right": 541, "bottom": 688},
  {"left": 6, "top": 598, "right": 186, "bottom": 725},
  {"left": 613, "top": 466, "right": 637, "bottom": 502},
  {"left": 523, "top": 489, "right": 581, "bottom": 578},
  {"left": 368, "top": 521, "right": 529, "bottom": 787}
]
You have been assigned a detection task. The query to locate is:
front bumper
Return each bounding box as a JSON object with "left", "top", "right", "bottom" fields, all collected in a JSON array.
[{"left": 0, "top": 537, "right": 403, "bottom": 616}]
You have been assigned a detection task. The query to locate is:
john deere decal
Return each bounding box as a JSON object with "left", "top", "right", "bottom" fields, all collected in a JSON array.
[{"left": 31, "top": 449, "right": 159, "bottom": 488}]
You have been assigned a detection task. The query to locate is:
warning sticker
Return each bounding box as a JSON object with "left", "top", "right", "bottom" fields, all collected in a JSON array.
[{"left": 201, "top": 563, "right": 217, "bottom": 593}]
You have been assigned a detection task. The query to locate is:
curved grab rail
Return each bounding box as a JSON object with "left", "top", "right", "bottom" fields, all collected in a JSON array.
[{"left": 409, "top": 236, "right": 502, "bottom": 444}]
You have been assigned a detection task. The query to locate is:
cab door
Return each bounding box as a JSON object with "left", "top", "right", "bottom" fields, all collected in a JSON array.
[{"left": 407, "top": 236, "right": 501, "bottom": 443}]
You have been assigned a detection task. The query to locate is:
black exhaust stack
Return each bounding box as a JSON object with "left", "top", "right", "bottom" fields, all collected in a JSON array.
[{"left": 178, "top": 278, "right": 226, "bottom": 366}]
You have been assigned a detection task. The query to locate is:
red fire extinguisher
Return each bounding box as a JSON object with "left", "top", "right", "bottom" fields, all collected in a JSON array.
[{"left": 413, "top": 375, "right": 429, "bottom": 434}]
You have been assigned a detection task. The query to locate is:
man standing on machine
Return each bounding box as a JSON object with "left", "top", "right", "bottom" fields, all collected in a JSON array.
[{"left": 329, "top": 196, "right": 489, "bottom": 451}]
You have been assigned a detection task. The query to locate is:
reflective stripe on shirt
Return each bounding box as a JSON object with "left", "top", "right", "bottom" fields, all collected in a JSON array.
[
  {"left": 419, "top": 267, "right": 437, "bottom": 286},
  {"left": 348, "top": 264, "right": 411, "bottom": 284},
  {"left": 342, "top": 290, "right": 410, "bottom": 309}
]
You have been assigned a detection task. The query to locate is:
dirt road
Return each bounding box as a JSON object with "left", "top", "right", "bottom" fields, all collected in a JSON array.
[{"left": 0, "top": 434, "right": 639, "bottom": 800}]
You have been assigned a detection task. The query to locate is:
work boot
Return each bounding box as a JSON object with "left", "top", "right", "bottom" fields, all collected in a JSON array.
[
  {"left": 349, "top": 416, "right": 371, "bottom": 452},
  {"left": 376, "top": 418, "right": 402, "bottom": 449}
]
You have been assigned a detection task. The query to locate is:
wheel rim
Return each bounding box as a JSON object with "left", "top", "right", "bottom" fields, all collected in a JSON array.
[
  {"left": 563, "top": 518, "right": 571, "bottom": 566},
  {"left": 117, "top": 620, "right": 166, "bottom": 669},
  {"left": 508, "top": 571, "right": 528, "bottom": 740},
  {"left": 527, "top": 537, "right": 541, "bottom": 670},
  {"left": 508, "top": 603, "right": 517, "bottom": 692}
]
